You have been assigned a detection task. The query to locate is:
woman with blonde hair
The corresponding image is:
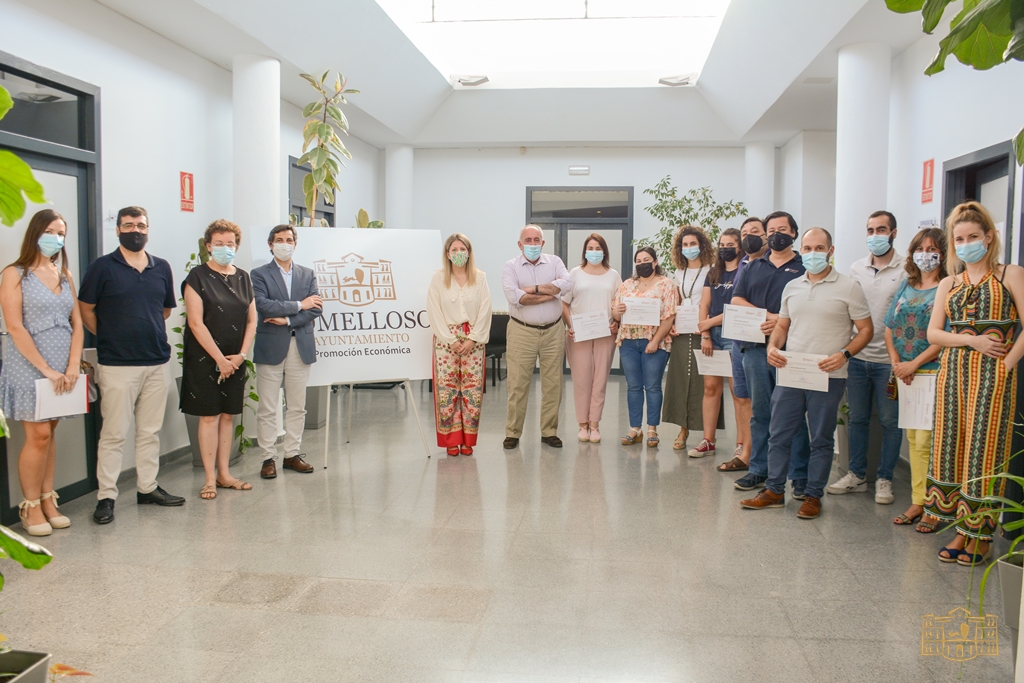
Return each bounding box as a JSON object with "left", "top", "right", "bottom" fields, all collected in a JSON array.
[
  {"left": 426, "top": 233, "right": 492, "bottom": 455},
  {"left": 926, "top": 202, "right": 1024, "bottom": 565},
  {"left": 0, "top": 209, "right": 84, "bottom": 535},
  {"left": 661, "top": 225, "right": 719, "bottom": 450}
]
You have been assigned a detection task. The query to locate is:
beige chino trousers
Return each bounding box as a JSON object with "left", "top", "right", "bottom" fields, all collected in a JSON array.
[
  {"left": 504, "top": 320, "right": 564, "bottom": 439},
  {"left": 255, "top": 338, "right": 311, "bottom": 462}
]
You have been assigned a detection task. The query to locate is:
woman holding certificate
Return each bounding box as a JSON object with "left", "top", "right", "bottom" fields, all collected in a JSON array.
[
  {"left": 693, "top": 228, "right": 745, "bottom": 460},
  {"left": 0, "top": 209, "right": 84, "bottom": 536},
  {"left": 926, "top": 202, "right": 1024, "bottom": 566},
  {"left": 612, "top": 247, "right": 677, "bottom": 447},
  {"left": 884, "top": 228, "right": 946, "bottom": 532},
  {"left": 562, "top": 234, "right": 621, "bottom": 443},
  {"left": 661, "top": 226, "right": 718, "bottom": 451},
  {"left": 426, "top": 233, "right": 492, "bottom": 456}
]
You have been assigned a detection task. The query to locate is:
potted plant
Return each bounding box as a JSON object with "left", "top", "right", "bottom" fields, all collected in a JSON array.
[
  {"left": 0, "top": 525, "right": 53, "bottom": 682},
  {"left": 169, "top": 240, "right": 255, "bottom": 466}
]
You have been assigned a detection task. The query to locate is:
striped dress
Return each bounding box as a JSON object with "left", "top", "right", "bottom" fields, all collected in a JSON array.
[{"left": 926, "top": 268, "right": 1019, "bottom": 540}]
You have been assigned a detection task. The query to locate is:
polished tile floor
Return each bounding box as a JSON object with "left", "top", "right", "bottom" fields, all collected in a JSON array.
[{"left": 1, "top": 376, "right": 1016, "bottom": 682}]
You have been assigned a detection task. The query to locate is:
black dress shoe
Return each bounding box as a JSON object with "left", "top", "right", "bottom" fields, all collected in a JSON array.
[
  {"left": 93, "top": 499, "right": 115, "bottom": 524},
  {"left": 137, "top": 486, "right": 186, "bottom": 506},
  {"left": 503, "top": 437, "right": 519, "bottom": 449},
  {"left": 541, "top": 436, "right": 563, "bottom": 448}
]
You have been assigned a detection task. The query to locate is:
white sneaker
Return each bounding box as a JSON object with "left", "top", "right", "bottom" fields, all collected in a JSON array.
[
  {"left": 826, "top": 471, "right": 867, "bottom": 495},
  {"left": 875, "top": 478, "right": 895, "bottom": 505}
]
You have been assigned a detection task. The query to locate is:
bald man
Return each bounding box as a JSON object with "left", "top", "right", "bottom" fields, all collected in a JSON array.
[{"left": 500, "top": 225, "right": 571, "bottom": 449}]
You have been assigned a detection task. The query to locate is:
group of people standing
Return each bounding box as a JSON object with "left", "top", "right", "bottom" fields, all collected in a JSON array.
[
  {"left": 0, "top": 208, "right": 324, "bottom": 532},
  {"left": 425, "top": 203, "right": 1022, "bottom": 566}
]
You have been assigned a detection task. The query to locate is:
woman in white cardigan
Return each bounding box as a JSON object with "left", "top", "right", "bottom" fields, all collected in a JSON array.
[{"left": 426, "top": 233, "right": 492, "bottom": 456}]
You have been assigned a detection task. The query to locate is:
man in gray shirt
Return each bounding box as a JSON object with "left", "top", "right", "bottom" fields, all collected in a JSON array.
[{"left": 740, "top": 228, "right": 873, "bottom": 519}]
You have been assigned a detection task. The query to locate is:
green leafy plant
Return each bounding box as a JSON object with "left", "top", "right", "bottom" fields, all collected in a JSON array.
[
  {"left": 886, "top": 0, "right": 1024, "bottom": 164},
  {"left": 632, "top": 177, "right": 746, "bottom": 273},
  {"left": 0, "top": 525, "right": 52, "bottom": 593},
  {"left": 0, "top": 86, "right": 46, "bottom": 227},
  {"left": 0, "top": 409, "right": 8, "bottom": 439},
  {"left": 296, "top": 71, "right": 359, "bottom": 227},
  {"left": 354, "top": 208, "right": 384, "bottom": 229}
]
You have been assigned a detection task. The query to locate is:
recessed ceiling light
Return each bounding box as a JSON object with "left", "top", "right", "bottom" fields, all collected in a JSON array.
[
  {"left": 452, "top": 75, "right": 489, "bottom": 86},
  {"left": 658, "top": 74, "right": 696, "bottom": 87}
]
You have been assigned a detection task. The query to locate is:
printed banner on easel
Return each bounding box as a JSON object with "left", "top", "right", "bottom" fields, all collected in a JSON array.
[{"left": 252, "top": 228, "right": 442, "bottom": 385}]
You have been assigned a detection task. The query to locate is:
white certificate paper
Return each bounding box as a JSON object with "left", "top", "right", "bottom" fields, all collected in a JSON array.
[
  {"left": 675, "top": 303, "right": 699, "bottom": 334},
  {"left": 722, "top": 304, "right": 767, "bottom": 343},
  {"left": 34, "top": 374, "right": 88, "bottom": 420},
  {"left": 622, "top": 297, "right": 662, "bottom": 326},
  {"left": 692, "top": 350, "right": 733, "bottom": 377},
  {"left": 571, "top": 311, "right": 611, "bottom": 342},
  {"left": 776, "top": 352, "right": 829, "bottom": 392},
  {"left": 897, "top": 374, "right": 937, "bottom": 430}
]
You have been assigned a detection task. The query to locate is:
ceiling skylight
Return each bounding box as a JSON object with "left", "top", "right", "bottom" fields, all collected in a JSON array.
[{"left": 374, "top": 0, "right": 731, "bottom": 89}]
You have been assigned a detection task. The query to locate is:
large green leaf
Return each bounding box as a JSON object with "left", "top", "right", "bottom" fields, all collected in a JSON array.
[
  {"left": 1014, "top": 124, "right": 1024, "bottom": 165},
  {"left": 926, "top": 0, "right": 1014, "bottom": 73},
  {"left": 0, "top": 525, "right": 52, "bottom": 585},
  {"left": 886, "top": 0, "right": 925, "bottom": 11},
  {"left": 922, "top": 0, "right": 958, "bottom": 31},
  {"left": 1005, "top": 14, "right": 1024, "bottom": 60},
  {"left": 0, "top": 86, "right": 12, "bottom": 121},
  {"left": 0, "top": 150, "right": 47, "bottom": 227}
]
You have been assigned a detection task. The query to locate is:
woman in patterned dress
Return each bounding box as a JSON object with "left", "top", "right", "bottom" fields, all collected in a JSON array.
[
  {"left": 0, "top": 209, "right": 84, "bottom": 536},
  {"left": 426, "top": 233, "right": 492, "bottom": 456},
  {"left": 180, "top": 219, "right": 257, "bottom": 499},
  {"left": 926, "top": 202, "right": 1024, "bottom": 566}
]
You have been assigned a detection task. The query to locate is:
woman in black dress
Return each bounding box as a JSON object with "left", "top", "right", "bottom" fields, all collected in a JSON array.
[{"left": 181, "top": 219, "right": 257, "bottom": 500}]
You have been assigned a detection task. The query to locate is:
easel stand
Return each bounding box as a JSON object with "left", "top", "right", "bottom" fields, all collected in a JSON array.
[{"left": 322, "top": 379, "right": 432, "bottom": 469}]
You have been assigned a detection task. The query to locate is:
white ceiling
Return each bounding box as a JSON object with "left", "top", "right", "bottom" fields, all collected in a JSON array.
[{"left": 94, "top": 0, "right": 926, "bottom": 149}]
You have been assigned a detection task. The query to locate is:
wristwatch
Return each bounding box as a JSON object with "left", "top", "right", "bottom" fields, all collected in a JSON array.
[{"left": 842, "top": 349, "right": 852, "bottom": 360}]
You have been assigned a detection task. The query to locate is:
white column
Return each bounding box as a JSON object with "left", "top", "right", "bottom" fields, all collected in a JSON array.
[
  {"left": 834, "top": 43, "right": 891, "bottom": 274},
  {"left": 744, "top": 142, "right": 776, "bottom": 219},
  {"left": 232, "top": 54, "right": 280, "bottom": 268},
  {"left": 385, "top": 144, "right": 415, "bottom": 230}
]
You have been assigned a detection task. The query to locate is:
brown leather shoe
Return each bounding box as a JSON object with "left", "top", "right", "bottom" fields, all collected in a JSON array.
[
  {"left": 797, "top": 496, "right": 822, "bottom": 519},
  {"left": 740, "top": 488, "right": 785, "bottom": 510},
  {"left": 260, "top": 459, "right": 277, "bottom": 479},
  {"left": 540, "top": 435, "right": 563, "bottom": 448},
  {"left": 282, "top": 455, "right": 314, "bottom": 473},
  {"left": 503, "top": 437, "right": 519, "bottom": 450}
]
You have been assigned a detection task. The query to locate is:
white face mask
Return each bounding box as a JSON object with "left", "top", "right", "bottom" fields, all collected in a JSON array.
[{"left": 273, "top": 243, "right": 295, "bottom": 261}]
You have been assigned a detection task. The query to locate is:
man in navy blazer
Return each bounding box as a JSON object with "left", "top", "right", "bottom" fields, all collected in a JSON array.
[{"left": 251, "top": 224, "right": 322, "bottom": 479}]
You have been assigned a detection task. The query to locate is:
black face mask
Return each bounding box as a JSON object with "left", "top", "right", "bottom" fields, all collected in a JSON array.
[
  {"left": 741, "top": 234, "right": 763, "bottom": 255},
  {"left": 635, "top": 262, "right": 655, "bottom": 279},
  {"left": 718, "top": 247, "right": 738, "bottom": 262},
  {"left": 118, "top": 230, "right": 148, "bottom": 252},
  {"left": 767, "top": 232, "right": 794, "bottom": 252}
]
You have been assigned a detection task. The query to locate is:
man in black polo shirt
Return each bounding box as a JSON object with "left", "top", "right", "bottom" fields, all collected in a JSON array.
[
  {"left": 729, "top": 211, "right": 811, "bottom": 493},
  {"left": 79, "top": 206, "right": 185, "bottom": 524}
]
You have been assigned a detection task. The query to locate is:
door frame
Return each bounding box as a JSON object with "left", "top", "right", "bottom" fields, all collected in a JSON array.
[
  {"left": 0, "top": 50, "right": 102, "bottom": 525},
  {"left": 942, "top": 140, "right": 1018, "bottom": 264}
]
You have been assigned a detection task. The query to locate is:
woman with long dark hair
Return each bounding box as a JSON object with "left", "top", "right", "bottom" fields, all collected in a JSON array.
[
  {"left": 0, "top": 209, "right": 84, "bottom": 536},
  {"left": 662, "top": 225, "right": 717, "bottom": 450}
]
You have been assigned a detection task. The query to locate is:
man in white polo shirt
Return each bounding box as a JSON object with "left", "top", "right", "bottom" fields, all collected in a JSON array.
[
  {"left": 740, "top": 228, "right": 873, "bottom": 519},
  {"left": 828, "top": 211, "right": 906, "bottom": 504}
]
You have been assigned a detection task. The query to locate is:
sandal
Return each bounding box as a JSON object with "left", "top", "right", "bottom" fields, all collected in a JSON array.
[
  {"left": 673, "top": 429, "right": 688, "bottom": 451},
  {"left": 717, "top": 457, "right": 749, "bottom": 472},
  {"left": 958, "top": 542, "right": 990, "bottom": 566},
  {"left": 621, "top": 429, "right": 642, "bottom": 446},
  {"left": 200, "top": 484, "right": 217, "bottom": 500},
  {"left": 893, "top": 513, "right": 922, "bottom": 525},
  {"left": 447, "top": 447, "right": 460, "bottom": 456},
  {"left": 938, "top": 546, "right": 964, "bottom": 563},
  {"left": 916, "top": 518, "right": 938, "bottom": 534},
  {"left": 216, "top": 479, "right": 252, "bottom": 491},
  {"left": 460, "top": 445, "right": 473, "bottom": 456},
  {"left": 646, "top": 429, "right": 660, "bottom": 448}
]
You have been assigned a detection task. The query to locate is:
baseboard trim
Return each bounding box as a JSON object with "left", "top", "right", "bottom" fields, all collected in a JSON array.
[{"left": 115, "top": 445, "right": 192, "bottom": 485}]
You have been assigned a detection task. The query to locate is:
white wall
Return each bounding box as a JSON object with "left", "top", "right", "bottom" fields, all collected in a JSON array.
[
  {"left": 1, "top": 0, "right": 382, "bottom": 472},
  {"left": 777, "top": 131, "right": 837, "bottom": 235},
  {"left": 413, "top": 146, "right": 746, "bottom": 299},
  {"left": 888, "top": 31, "right": 1024, "bottom": 261}
]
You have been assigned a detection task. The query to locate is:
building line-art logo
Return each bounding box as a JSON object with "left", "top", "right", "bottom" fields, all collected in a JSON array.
[
  {"left": 314, "top": 253, "right": 397, "bottom": 308},
  {"left": 921, "top": 606, "right": 998, "bottom": 661}
]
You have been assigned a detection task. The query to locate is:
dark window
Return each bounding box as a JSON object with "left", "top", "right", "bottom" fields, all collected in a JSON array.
[{"left": 0, "top": 70, "right": 82, "bottom": 149}]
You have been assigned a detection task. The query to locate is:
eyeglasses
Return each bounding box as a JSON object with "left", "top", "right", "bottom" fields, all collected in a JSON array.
[{"left": 120, "top": 223, "right": 149, "bottom": 232}]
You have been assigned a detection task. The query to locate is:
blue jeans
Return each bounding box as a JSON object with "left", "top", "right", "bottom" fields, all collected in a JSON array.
[
  {"left": 619, "top": 338, "right": 670, "bottom": 427},
  {"left": 766, "top": 380, "right": 847, "bottom": 499},
  {"left": 847, "top": 358, "right": 903, "bottom": 481},
  {"left": 743, "top": 346, "right": 810, "bottom": 480}
]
